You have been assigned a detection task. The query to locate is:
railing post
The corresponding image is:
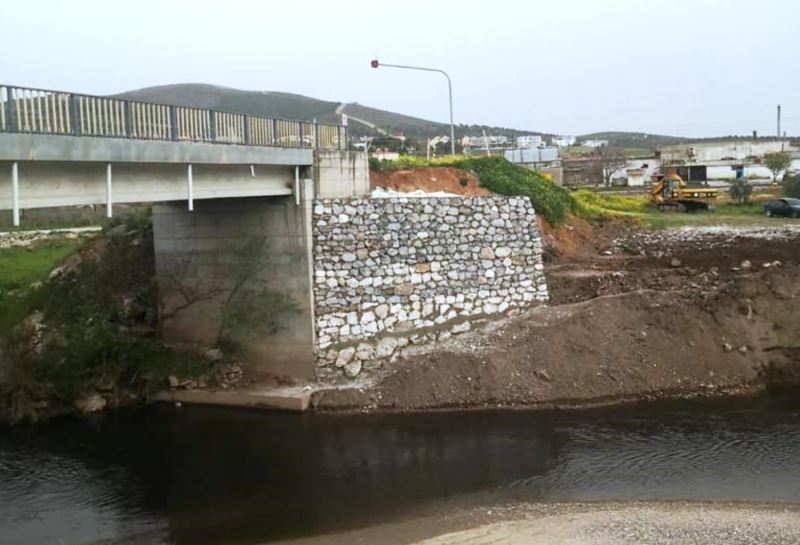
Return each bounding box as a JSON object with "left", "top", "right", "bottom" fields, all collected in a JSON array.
[
  {"left": 105, "top": 163, "right": 113, "bottom": 218},
  {"left": 209, "top": 111, "right": 217, "bottom": 142},
  {"left": 11, "top": 161, "right": 20, "bottom": 227},
  {"left": 243, "top": 115, "right": 251, "bottom": 144},
  {"left": 186, "top": 163, "right": 194, "bottom": 211},
  {"left": 271, "top": 118, "right": 278, "bottom": 146},
  {"left": 69, "top": 94, "right": 80, "bottom": 135},
  {"left": 337, "top": 125, "right": 341, "bottom": 150},
  {"left": 315, "top": 122, "right": 320, "bottom": 149},
  {"left": 124, "top": 100, "right": 133, "bottom": 138},
  {"left": 5, "top": 86, "right": 16, "bottom": 132},
  {"left": 169, "top": 105, "right": 178, "bottom": 140},
  {"left": 299, "top": 122, "right": 304, "bottom": 149}
]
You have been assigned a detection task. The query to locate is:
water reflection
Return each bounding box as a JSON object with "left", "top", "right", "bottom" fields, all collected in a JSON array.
[{"left": 1, "top": 395, "right": 799, "bottom": 545}]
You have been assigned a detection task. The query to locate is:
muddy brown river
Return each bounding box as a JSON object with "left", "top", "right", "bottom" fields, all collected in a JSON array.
[{"left": 1, "top": 394, "right": 799, "bottom": 545}]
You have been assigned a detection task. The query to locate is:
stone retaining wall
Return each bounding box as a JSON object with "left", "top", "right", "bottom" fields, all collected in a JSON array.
[{"left": 312, "top": 196, "right": 548, "bottom": 381}]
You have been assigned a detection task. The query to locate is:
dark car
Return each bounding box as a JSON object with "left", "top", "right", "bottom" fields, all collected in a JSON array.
[{"left": 764, "top": 198, "right": 800, "bottom": 218}]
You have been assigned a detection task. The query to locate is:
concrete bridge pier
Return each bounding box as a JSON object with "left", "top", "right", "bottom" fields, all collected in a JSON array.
[
  {"left": 152, "top": 176, "right": 318, "bottom": 381},
  {"left": 151, "top": 150, "right": 369, "bottom": 382}
]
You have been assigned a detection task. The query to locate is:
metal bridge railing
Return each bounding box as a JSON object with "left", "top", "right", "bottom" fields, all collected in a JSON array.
[{"left": 0, "top": 84, "right": 348, "bottom": 150}]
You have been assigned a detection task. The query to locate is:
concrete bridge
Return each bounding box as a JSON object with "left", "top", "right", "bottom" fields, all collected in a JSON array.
[
  {"left": 0, "top": 83, "right": 370, "bottom": 382},
  {"left": 0, "top": 84, "right": 549, "bottom": 397},
  {"left": 0, "top": 84, "right": 364, "bottom": 225}
]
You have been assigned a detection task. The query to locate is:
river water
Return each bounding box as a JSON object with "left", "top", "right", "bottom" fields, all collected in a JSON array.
[{"left": 1, "top": 394, "right": 799, "bottom": 545}]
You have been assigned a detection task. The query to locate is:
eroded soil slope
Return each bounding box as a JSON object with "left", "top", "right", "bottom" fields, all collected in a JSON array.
[
  {"left": 370, "top": 167, "right": 491, "bottom": 196},
  {"left": 314, "top": 224, "right": 800, "bottom": 410}
]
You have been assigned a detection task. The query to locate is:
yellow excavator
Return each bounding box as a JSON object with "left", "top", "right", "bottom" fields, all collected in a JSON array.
[{"left": 651, "top": 171, "right": 717, "bottom": 212}]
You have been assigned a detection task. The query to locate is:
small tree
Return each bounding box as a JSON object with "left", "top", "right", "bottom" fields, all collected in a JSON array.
[
  {"left": 594, "top": 146, "right": 627, "bottom": 187},
  {"left": 763, "top": 151, "right": 792, "bottom": 184},
  {"left": 729, "top": 177, "right": 753, "bottom": 204}
]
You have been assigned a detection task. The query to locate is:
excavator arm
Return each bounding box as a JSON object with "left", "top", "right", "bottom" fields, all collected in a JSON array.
[{"left": 650, "top": 180, "right": 666, "bottom": 203}]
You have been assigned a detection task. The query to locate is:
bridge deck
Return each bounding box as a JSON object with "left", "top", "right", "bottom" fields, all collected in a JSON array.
[
  {"left": 1, "top": 84, "right": 347, "bottom": 151},
  {"left": 0, "top": 83, "right": 352, "bottom": 224}
]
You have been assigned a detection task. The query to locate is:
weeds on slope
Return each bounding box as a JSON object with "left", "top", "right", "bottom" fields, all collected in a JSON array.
[{"left": 372, "top": 156, "right": 575, "bottom": 225}]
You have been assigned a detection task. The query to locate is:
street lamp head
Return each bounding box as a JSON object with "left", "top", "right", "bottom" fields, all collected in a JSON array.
[{"left": 370, "top": 59, "right": 379, "bottom": 69}]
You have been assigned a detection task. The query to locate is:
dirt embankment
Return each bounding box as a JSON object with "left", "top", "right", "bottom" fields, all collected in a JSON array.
[
  {"left": 370, "top": 167, "right": 491, "bottom": 196},
  {"left": 314, "top": 223, "right": 800, "bottom": 411}
]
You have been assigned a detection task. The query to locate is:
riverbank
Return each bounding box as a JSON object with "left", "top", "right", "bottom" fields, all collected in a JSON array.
[
  {"left": 2, "top": 207, "right": 799, "bottom": 422},
  {"left": 312, "top": 223, "right": 800, "bottom": 411},
  {"left": 0, "top": 218, "right": 214, "bottom": 422}
]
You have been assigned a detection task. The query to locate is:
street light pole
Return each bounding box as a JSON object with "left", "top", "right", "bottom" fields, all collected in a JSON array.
[{"left": 371, "top": 59, "right": 456, "bottom": 156}]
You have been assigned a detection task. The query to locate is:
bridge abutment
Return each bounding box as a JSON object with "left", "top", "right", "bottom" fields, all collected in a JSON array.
[{"left": 153, "top": 186, "right": 317, "bottom": 381}]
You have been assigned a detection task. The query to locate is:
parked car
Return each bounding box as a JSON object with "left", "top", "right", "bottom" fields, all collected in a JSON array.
[{"left": 764, "top": 198, "right": 800, "bottom": 218}]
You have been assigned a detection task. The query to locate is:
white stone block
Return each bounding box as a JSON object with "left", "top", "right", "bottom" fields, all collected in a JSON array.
[
  {"left": 335, "top": 347, "right": 356, "bottom": 367},
  {"left": 360, "top": 311, "right": 376, "bottom": 324},
  {"left": 451, "top": 322, "right": 471, "bottom": 334}
]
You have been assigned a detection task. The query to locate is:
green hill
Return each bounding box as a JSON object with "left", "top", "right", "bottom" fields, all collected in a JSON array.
[
  {"left": 112, "top": 84, "right": 340, "bottom": 123},
  {"left": 112, "top": 84, "right": 691, "bottom": 149},
  {"left": 111, "top": 83, "right": 551, "bottom": 142}
]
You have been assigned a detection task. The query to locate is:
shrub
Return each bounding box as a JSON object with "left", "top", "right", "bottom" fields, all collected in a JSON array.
[
  {"left": 0, "top": 212, "right": 206, "bottom": 419},
  {"left": 459, "top": 157, "right": 574, "bottom": 225},
  {"left": 783, "top": 173, "right": 800, "bottom": 198},
  {"left": 729, "top": 178, "right": 753, "bottom": 204},
  {"left": 368, "top": 155, "right": 575, "bottom": 225}
]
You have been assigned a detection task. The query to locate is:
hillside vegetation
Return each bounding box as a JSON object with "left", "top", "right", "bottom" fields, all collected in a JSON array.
[{"left": 373, "top": 156, "right": 574, "bottom": 225}]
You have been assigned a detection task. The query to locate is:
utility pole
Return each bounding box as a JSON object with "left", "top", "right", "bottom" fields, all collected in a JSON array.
[{"left": 777, "top": 104, "right": 781, "bottom": 138}]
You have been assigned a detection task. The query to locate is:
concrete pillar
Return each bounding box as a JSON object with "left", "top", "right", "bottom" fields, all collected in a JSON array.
[
  {"left": 152, "top": 191, "right": 316, "bottom": 381},
  {"left": 313, "top": 150, "right": 370, "bottom": 198}
]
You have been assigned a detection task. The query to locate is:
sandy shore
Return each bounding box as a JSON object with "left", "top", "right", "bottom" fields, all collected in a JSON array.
[
  {"left": 274, "top": 501, "right": 800, "bottom": 545},
  {"left": 415, "top": 502, "right": 800, "bottom": 545}
]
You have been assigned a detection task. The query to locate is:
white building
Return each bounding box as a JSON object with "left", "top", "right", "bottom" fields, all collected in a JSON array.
[
  {"left": 461, "top": 135, "right": 509, "bottom": 149},
  {"left": 581, "top": 139, "right": 608, "bottom": 148},
  {"left": 659, "top": 140, "right": 793, "bottom": 165},
  {"left": 658, "top": 140, "right": 799, "bottom": 181},
  {"left": 516, "top": 135, "right": 543, "bottom": 149},
  {"left": 372, "top": 150, "right": 400, "bottom": 161},
  {"left": 609, "top": 158, "right": 662, "bottom": 187},
  {"left": 550, "top": 135, "right": 576, "bottom": 148}
]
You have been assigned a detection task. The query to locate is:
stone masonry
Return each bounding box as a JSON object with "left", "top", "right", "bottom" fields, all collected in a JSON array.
[{"left": 312, "top": 196, "right": 548, "bottom": 380}]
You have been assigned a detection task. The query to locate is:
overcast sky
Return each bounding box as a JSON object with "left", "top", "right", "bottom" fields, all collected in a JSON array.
[{"left": 2, "top": 0, "right": 798, "bottom": 137}]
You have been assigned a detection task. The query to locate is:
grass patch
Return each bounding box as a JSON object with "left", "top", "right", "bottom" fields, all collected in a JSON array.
[
  {"left": 1, "top": 214, "right": 208, "bottom": 421},
  {"left": 0, "top": 239, "right": 80, "bottom": 332},
  {"left": 572, "top": 190, "right": 650, "bottom": 217},
  {"left": 570, "top": 189, "right": 794, "bottom": 229},
  {"left": 369, "top": 154, "right": 470, "bottom": 171},
  {"left": 0, "top": 240, "right": 80, "bottom": 290}
]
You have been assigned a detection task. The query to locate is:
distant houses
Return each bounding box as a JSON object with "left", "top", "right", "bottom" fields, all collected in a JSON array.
[
  {"left": 550, "top": 135, "right": 576, "bottom": 148},
  {"left": 581, "top": 139, "right": 608, "bottom": 148},
  {"left": 517, "top": 135, "right": 543, "bottom": 149},
  {"left": 657, "top": 140, "right": 798, "bottom": 182},
  {"left": 563, "top": 139, "right": 800, "bottom": 188}
]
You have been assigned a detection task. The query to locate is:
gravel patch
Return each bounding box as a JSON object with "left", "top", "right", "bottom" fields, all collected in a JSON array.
[{"left": 414, "top": 503, "right": 800, "bottom": 545}]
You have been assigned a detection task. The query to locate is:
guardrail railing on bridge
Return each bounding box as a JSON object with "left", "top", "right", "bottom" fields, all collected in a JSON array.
[{"left": 0, "top": 84, "right": 348, "bottom": 150}]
